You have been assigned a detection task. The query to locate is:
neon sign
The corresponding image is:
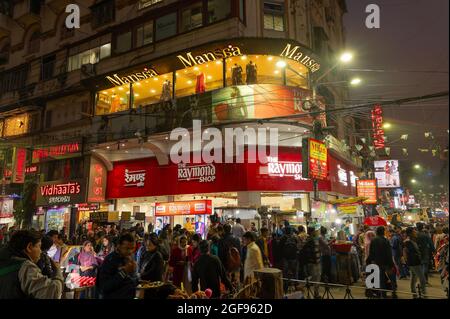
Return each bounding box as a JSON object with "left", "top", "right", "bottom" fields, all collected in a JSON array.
[
  {"left": 371, "top": 105, "right": 385, "bottom": 150},
  {"left": 40, "top": 182, "right": 81, "bottom": 196},
  {"left": 267, "top": 157, "right": 308, "bottom": 180},
  {"left": 177, "top": 46, "right": 242, "bottom": 68},
  {"left": 32, "top": 143, "right": 81, "bottom": 163}
]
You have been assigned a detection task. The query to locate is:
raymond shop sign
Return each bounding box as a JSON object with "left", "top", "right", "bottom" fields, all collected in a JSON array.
[
  {"left": 155, "top": 200, "right": 212, "bottom": 216},
  {"left": 357, "top": 180, "right": 378, "bottom": 205},
  {"left": 87, "top": 157, "right": 107, "bottom": 203},
  {"left": 302, "top": 138, "right": 328, "bottom": 180},
  {"left": 36, "top": 179, "right": 87, "bottom": 206},
  {"left": 178, "top": 163, "right": 216, "bottom": 183}
]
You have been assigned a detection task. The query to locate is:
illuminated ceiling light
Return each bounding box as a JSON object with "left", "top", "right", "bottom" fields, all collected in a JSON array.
[
  {"left": 215, "top": 60, "right": 222, "bottom": 65},
  {"left": 121, "top": 143, "right": 126, "bottom": 147},
  {"left": 184, "top": 70, "right": 188, "bottom": 73},
  {"left": 276, "top": 60, "right": 287, "bottom": 68},
  {"left": 118, "top": 87, "right": 124, "bottom": 91},
  {"left": 134, "top": 94, "right": 139, "bottom": 97},
  {"left": 126, "top": 91, "right": 130, "bottom": 95},
  {"left": 154, "top": 78, "right": 159, "bottom": 81},
  {"left": 207, "top": 75, "right": 212, "bottom": 80},
  {"left": 241, "top": 55, "right": 247, "bottom": 60},
  {"left": 106, "top": 146, "right": 111, "bottom": 150},
  {"left": 145, "top": 81, "right": 149, "bottom": 84},
  {"left": 187, "top": 80, "right": 193, "bottom": 85},
  {"left": 267, "top": 56, "right": 274, "bottom": 61},
  {"left": 135, "top": 82, "right": 141, "bottom": 86},
  {"left": 340, "top": 52, "right": 353, "bottom": 63},
  {"left": 102, "top": 91, "right": 108, "bottom": 95},
  {"left": 274, "top": 70, "right": 280, "bottom": 74},
  {"left": 194, "top": 67, "right": 199, "bottom": 71},
  {"left": 151, "top": 89, "right": 156, "bottom": 93}
]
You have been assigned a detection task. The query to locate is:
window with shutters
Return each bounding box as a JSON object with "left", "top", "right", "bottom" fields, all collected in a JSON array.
[{"left": 263, "top": 2, "right": 284, "bottom": 31}]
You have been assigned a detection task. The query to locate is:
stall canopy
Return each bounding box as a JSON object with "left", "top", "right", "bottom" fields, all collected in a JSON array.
[{"left": 364, "top": 215, "right": 388, "bottom": 227}]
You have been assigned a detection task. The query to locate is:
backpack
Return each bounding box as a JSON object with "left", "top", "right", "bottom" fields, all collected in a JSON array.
[
  {"left": 226, "top": 246, "right": 241, "bottom": 272},
  {"left": 283, "top": 235, "right": 298, "bottom": 260}
]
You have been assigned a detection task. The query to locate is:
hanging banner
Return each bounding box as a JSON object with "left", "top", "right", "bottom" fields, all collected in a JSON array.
[
  {"left": 87, "top": 157, "right": 107, "bottom": 203},
  {"left": 155, "top": 200, "right": 213, "bottom": 216},
  {"left": 371, "top": 105, "right": 385, "bottom": 150},
  {"left": 357, "top": 180, "right": 378, "bottom": 204},
  {"left": 12, "top": 148, "right": 27, "bottom": 184}
]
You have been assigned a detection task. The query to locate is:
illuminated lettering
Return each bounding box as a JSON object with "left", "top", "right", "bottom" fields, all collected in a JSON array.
[
  {"left": 177, "top": 46, "right": 242, "bottom": 68},
  {"left": 105, "top": 69, "right": 159, "bottom": 86},
  {"left": 280, "top": 43, "right": 321, "bottom": 73}
]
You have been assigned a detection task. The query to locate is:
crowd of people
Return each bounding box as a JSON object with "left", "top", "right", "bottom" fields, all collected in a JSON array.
[{"left": 0, "top": 217, "right": 448, "bottom": 299}]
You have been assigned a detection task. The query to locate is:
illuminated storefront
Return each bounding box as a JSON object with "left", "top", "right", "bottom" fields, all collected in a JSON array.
[{"left": 90, "top": 38, "right": 319, "bottom": 119}]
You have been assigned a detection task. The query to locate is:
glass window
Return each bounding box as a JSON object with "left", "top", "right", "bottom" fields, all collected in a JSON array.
[
  {"left": 155, "top": 13, "right": 177, "bottom": 41},
  {"left": 115, "top": 31, "right": 132, "bottom": 54},
  {"left": 181, "top": 3, "right": 203, "bottom": 32},
  {"left": 132, "top": 72, "right": 173, "bottom": 108},
  {"left": 96, "top": 84, "right": 131, "bottom": 115},
  {"left": 100, "top": 43, "right": 111, "bottom": 59},
  {"left": 208, "top": 0, "right": 231, "bottom": 23},
  {"left": 136, "top": 21, "right": 154, "bottom": 47},
  {"left": 263, "top": 2, "right": 284, "bottom": 31},
  {"left": 226, "top": 55, "right": 284, "bottom": 86},
  {"left": 92, "top": 0, "right": 115, "bottom": 28},
  {"left": 4, "top": 114, "right": 29, "bottom": 137},
  {"left": 175, "top": 59, "right": 224, "bottom": 98}
]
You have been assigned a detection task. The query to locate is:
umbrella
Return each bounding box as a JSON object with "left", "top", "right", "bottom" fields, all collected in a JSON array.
[{"left": 364, "top": 215, "right": 388, "bottom": 227}]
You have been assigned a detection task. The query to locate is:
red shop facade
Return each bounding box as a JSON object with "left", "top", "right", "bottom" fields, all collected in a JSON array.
[{"left": 105, "top": 147, "right": 358, "bottom": 227}]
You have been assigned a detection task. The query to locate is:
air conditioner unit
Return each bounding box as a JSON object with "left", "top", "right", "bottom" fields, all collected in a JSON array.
[{"left": 81, "top": 63, "right": 96, "bottom": 77}]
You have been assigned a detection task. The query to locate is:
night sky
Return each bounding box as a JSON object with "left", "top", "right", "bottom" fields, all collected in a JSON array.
[{"left": 343, "top": 0, "right": 449, "bottom": 181}]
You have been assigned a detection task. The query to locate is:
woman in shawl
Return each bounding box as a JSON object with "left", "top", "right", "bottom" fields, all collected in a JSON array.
[
  {"left": 77, "top": 241, "right": 100, "bottom": 277},
  {"left": 364, "top": 230, "right": 376, "bottom": 266},
  {"left": 168, "top": 235, "right": 190, "bottom": 292}
]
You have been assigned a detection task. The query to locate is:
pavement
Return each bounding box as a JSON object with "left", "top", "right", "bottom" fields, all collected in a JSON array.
[{"left": 317, "top": 272, "right": 447, "bottom": 299}]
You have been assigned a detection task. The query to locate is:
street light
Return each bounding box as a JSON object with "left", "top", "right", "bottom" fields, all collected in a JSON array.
[
  {"left": 340, "top": 52, "right": 354, "bottom": 63},
  {"left": 411, "top": 179, "right": 417, "bottom": 184},
  {"left": 383, "top": 122, "right": 392, "bottom": 129},
  {"left": 350, "top": 78, "right": 362, "bottom": 86},
  {"left": 414, "top": 164, "right": 421, "bottom": 170}
]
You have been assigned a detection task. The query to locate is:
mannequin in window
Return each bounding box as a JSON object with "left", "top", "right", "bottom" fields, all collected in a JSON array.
[
  {"left": 160, "top": 80, "right": 172, "bottom": 102},
  {"left": 196, "top": 72, "right": 206, "bottom": 94},
  {"left": 246, "top": 61, "right": 257, "bottom": 85},
  {"left": 231, "top": 63, "right": 243, "bottom": 85},
  {"left": 229, "top": 86, "right": 248, "bottom": 120}
]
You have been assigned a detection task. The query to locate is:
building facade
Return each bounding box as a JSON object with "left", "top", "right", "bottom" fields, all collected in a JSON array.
[{"left": 0, "top": 0, "right": 361, "bottom": 234}]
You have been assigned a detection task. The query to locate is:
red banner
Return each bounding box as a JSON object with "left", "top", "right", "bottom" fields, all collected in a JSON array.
[
  {"left": 371, "top": 105, "right": 385, "bottom": 150},
  {"left": 12, "top": 148, "right": 27, "bottom": 184},
  {"left": 155, "top": 200, "right": 212, "bottom": 216},
  {"left": 106, "top": 147, "right": 357, "bottom": 199}
]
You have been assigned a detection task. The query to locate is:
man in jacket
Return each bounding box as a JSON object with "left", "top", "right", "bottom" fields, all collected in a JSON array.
[
  {"left": 403, "top": 227, "right": 427, "bottom": 298},
  {"left": 390, "top": 226, "right": 407, "bottom": 279},
  {"left": 367, "top": 226, "right": 395, "bottom": 298},
  {"left": 256, "top": 227, "right": 270, "bottom": 267},
  {"left": 0, "top": 230, "right": 64, "bottom": 299},
  {"left": 97, "top": 233, "right": 138, "bottom": 299},
  {"left": 416, "top": 223, "right": 435, "bottom": 284},
  {"left": 218, "top": 224, "right": 241, "bottom": 285},
  {"left": 191, "top": 240, "right": 233, "bottom": 298},
  {"left": 302, "top": 226, "right": 321, "bottom": 298},
  {"left": 280, "top": 226, "right": 299, "bottom": 291},
  {"left": 242, "top": 232, "right": 263, "bottom": 283}
]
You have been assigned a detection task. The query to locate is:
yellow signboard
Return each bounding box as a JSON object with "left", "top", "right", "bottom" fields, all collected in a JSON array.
[
  {"left": 309, "top": 139, "right": 327, "bottom": 162},
  {"left": 337, "top": 204, "right": 358, "bottom": 215},
  {"left": 108, "top": 211, "right": 120, "bottom": 223}
]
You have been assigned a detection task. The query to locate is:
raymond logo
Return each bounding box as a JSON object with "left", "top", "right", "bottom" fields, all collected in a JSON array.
[
  {"left": 267, "top": 157, "right": 307, "bottom": 181},
  {"left": 124, "top": 169, "right": 146, "bottom": 187},
  {"left": 178, "top": 164, "right": 216, "bottom": 183}
]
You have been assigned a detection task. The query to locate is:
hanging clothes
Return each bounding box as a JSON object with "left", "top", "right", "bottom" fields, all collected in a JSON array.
[
  {"left": 160, "top": 80, "right": 172, "bottom": 102},
  {"left": 195, "top": 72, "right": 206, "bottom": 94},
  {"left": 110, "top": 94, "right": 121, "bottom": 113},
  {"left": 246, "top": 62, "right": 257, "bottom": 84}
]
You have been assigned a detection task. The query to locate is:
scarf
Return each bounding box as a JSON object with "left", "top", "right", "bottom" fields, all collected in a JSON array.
[{"left": 78, "top": 250, "right": 98, "bottom": 267}]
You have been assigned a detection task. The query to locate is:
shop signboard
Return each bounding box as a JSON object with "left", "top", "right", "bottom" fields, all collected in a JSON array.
[
  {"left": 90, "top": 211, "right": 108, "bottom": 223},
  {"left": 134, "top": 212, "right": 146, "bottom": 221},
  {"left": 302, "top": 138, "right": 328, "bottom": 180},
  {"left": 155, "top": 200, "right": 213, "bottom": 216},
  {"left": 36, "top": 179, "right": 87, "bottom": 206},
  {"left": 77, "top": 203, "right": 100, "bottom": 212},
  {"left": 32, "top": 143, "right": 81, "bottom": 164},
  {"left": 357, "top": 180, "right": 378, "bottom": 205},
  {"left": 108, "top": 211, "right": 120, "bottom": 223},
  {"left": 371, "top": 105, "right": 385, "bottom": 150},
  {"left": 374, "top": 160, "right": 401, "bottom": 188},
  {"left": 45, "top": 208, "right": 66, "bottom": 232},
  {"left": 121, "top": 211, "right": 131, "bottom": 221},
  {"left": 12, "top": 148, "right": 26, "bottom": 184},
  {"left": 337, "top": 203, "right": 359, "bottom": 216},
  {"left": 178, "top": 164, "right": 216, "bottom": 183},
  {"left": 87, "top": 157, "right": 107, "bottom": 203}
]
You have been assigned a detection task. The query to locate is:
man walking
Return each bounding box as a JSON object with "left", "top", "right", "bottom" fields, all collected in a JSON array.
[
  {"left": 403, "top": 227, "right": 427, "bottom": 298},
  {"left": 242, "top": 232, "right": 264, "bottom": 284},
  {"left": 280, "top": 226, "right": 299, "bottom": 291},
  {"left": 191, "top": 240, "right": 233, "bottom": 298},
  {"left": 302, "top": 226, "right": 322, "bottom": 298},
  {"left": 391, "top": 226, "right": 407, "bottom": 279},
  {"left": 232, "top": 218, "right": 246, "bottom": 241},
  {"left": 416, "top": 223, "right": 435, "bottom": 284},
  {"left": 367, "top": 226, "right": 395, "bottom": 298}
]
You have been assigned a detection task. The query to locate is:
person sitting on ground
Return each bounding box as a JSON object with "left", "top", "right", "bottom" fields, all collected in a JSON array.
[{"left": 0, "top": 230, "right": 64, "bottom": 299}]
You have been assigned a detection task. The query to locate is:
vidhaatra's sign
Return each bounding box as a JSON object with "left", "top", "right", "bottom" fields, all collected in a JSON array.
[{"left": 36, "top": 179, "right": 87, "bottom": 206}]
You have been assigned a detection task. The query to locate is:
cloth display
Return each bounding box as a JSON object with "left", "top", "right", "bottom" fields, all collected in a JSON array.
[
  {"left": 246, "top": 61, "right": 257, "bottom": 84},
  {"left": 196, "top": 72, "right": 206, "bottom": 94},
  {"left": 160, "top": 80, "right": 172, "bottom": 102},
  {"left": 231, "top": 64, "right": 243, "bottom": 85}
]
